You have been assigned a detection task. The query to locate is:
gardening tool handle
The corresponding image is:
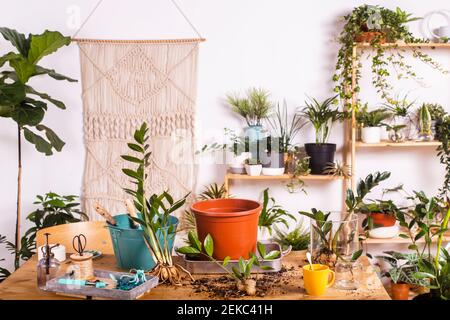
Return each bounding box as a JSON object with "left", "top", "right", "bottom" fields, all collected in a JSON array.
[
  {"left": 93, "top": 203, "right": 117, "bottom": 225},
  {"left": 125, "top": 199, "right": 139, "bottom": 228}
]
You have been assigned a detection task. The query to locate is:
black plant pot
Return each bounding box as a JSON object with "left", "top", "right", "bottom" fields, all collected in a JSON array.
[{"left": 304, "top": 143, "right": 336, "bottom": 175}]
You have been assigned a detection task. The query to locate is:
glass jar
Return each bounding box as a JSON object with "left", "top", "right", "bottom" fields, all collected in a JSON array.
[
  {"left": 37, "top": 254, "right": 60, "bottom": 290},
  {"left": 309, "top": 212, "right": 359, "bottom": 269},
  {"left": 335, "top": 260, "right": 363, "bottom": 290}
]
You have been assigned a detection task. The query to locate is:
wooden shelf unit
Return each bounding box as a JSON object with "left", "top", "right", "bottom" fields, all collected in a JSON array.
[
  {"left": 362, "top": 232, "right": 450, "bottom": 244},
  {"left": 349, "top": 42, "right": 447, "bottom": 191}
]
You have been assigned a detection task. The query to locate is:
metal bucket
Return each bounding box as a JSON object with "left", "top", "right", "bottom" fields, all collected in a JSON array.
[{"left": 107, "top": 214, "right": 178, "bottom": 271}]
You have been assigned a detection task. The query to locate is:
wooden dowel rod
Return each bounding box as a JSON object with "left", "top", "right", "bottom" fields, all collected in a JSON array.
[{"left": 72, "top": 37, "right": 206, "bottom": 44}]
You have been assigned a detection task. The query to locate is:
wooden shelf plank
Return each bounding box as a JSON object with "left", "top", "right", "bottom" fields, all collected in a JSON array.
[
  {"left": 226, "top": 173, "right": 345, "bottom": 181},
  {"left": 355, "top": 42, "right": 450, "bottom": 49},
  {"left": 355, "top": 141, "right": 441, "bottom": 148}
]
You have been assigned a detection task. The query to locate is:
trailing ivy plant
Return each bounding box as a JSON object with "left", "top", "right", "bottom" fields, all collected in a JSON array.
[
  {"left": 0, "top": 28, "right": 76, "bottom": 269},
  {"left": 333, "top": 5, "right": 447, "bottom": 109}
]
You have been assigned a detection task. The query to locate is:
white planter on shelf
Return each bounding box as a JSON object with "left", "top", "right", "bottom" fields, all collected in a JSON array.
[
  {"left": 361, "top": 127, "right": 381, "bottom": 144},
  {"left": 228, "top": 152, "right": 250, "bottom": 174},
  {"left": 245, "top": 164, "right": 262, "bottom": 176},
  {"left": 368, "top": 224, "right": 399, "bottom": 239}
]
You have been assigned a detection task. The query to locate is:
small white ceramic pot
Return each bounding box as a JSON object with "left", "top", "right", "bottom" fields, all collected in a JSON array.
[
  {"left": 228, "top": 152, "right": 250, "bottom": 174},
  {"left": 361, "top": 127, "right": 381, "bottom": 144},
  {"left": 262, "top": 167, "right": 285, "bottom": 176},
  {"left": 368, "top": 224, "right": 399, "bottom": 239},
  {"left": 245, "top": 164, "right": 262, "bottom": 176}
]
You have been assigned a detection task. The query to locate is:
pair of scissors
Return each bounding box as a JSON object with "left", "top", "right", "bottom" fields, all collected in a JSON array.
[{"left": 72, "top": 234, "right": 87, "bottom": 256}]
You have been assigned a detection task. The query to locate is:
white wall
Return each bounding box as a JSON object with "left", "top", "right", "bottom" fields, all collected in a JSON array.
[{"left": 1, "top": 0, "right": 449, "bottom": 271}]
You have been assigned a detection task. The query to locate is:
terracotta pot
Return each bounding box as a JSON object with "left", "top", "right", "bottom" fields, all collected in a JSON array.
[
  {"left": 191, "top": 199, "right": 261, "bottom": 260},
  {"left": 369, "top": 213, "right": 396, "bottom": 227},
  {"left": 391, "top": 282, "right": 410, "bottom": 300},
  {"left": 355, "top": 31, "right": 386, "bottom": 43}
]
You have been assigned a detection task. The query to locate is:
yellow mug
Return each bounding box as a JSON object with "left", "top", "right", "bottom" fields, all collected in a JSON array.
[{"left": 303, "top": 264, "right": 335, "bottom": 296}]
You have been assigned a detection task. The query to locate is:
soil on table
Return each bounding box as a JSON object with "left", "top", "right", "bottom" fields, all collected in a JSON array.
[{"left": 189, "top": 265, "right": 297, "bottom": 299}]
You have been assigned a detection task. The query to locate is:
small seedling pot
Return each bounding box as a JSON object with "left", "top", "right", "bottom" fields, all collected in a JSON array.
[
  {"left": 361, "top": 127, "right": 381, "bottom": 143},
  {"left": 369, "top": 213, "right": 396, "bottom": 227},
  {"left": 304, "top": 143, "right": 336, "bottom": 174},
  {"left": 191, "top": 199, "right": 261, "bottom": 260},
  {"left": 391, "top": 282, "right": 410, "bottom": 300}
]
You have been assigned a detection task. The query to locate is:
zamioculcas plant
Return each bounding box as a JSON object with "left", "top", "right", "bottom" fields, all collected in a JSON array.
[
  {"left": 177, "top": 231, "right": 280, "bottom": 296},
  {"left": 0, "top": 28, "right": 77, "bottom": 269},
  {"left": 121, "top": 122, "right": 192, "bottom": 285},
  {"left": 436, "top": 115, "right": 450, "bottom": 199}
]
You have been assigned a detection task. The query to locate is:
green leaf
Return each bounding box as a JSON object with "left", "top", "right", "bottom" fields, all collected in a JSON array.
[
  {"left": 398, "top": 233, "right": 410, "bottom": 239},
  {"left": 36, "top": 124, "right": 65, "bottom": 152},
  {"left": 223, "top": 256, "right": 231, "bottom": 266},
  {"left": 204, "top": 234, "right": 214, "bottom": 257},
  {"left": 122, "top": 168, "right": 141, "bottom": 180},
  {"left": 0, "top": 81, "right": 25, "bottom": 109},
  {"left": 176, "top": 246, "right": 200, "bottom": 255},
  {"left": 127, "top": 143, "right": 144, "bottom": 153},
  {"left": 121, "top": 155, "right": 143, "bottom": 164},
  {"left": 257, "top": 242, "right": 266, "bottom": 258},
  {"left": 259, "top": 265, "right": 273, "bottom": 271},
  {"left": 0, "top": 52, "right": 21, "bottom": 68},
  {"left": 10, "top": 57, "right": 35, "bottom": 84},
  {"left": 46, "top": 199, "right": 66, "bottom": 208},
  {"left": 33, "top": 65, "right": 77, "bottom": 82},
  {"left": 264, "top": 250, "right": 281, "bottom": 260},
  {"left": 11, "top": 103, "right": 44, "bottom": 126},
  {"left": 414, "top": 272, "right": 435, "bottom": 279},
  {"left": 27, "top": 30, "right": 71, "bottom": 64},
  {"left": 23, "top": 127, "right": 53, "bottom": 155},
  {"left": 188, "top": 231, "right": 202, "bottom": 252},
  {"left": 351, "top": 249, "right": 363, "bottom": 261},
  {"left": 25, "top": 86, "right": 66, "bottom": 109},
  {"left": 408, "top": 244, "right": 418, "bottom": 251},
  {"left": 0, "top": 27, "right": 30, "bottom": 56}
]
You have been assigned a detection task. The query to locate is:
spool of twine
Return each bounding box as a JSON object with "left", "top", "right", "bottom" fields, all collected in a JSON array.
[{"left": 70, "top": 252, "right": 94, "bottom": 280}]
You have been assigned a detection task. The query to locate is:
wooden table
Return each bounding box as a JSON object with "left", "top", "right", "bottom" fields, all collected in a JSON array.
[{"left": 0, "top": 251, "right": 390, "bottom": 300}]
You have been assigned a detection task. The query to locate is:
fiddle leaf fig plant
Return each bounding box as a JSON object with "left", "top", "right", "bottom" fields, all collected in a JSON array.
[{"left": 0, "top": 27, "right": 76, "bottom": 269}]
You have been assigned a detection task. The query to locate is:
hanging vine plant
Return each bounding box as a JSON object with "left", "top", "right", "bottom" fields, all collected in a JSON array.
[{"left": 333, "top": 5, "right": 448, "bottom": 109}]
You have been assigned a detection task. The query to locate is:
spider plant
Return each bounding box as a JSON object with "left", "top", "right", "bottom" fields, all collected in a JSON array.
[
  {"left": 122, "top": 122, "right": 192, "bottom": 285},
  {"left": 300, "top": 95, "right": 345, "bottom": 144},
  {"left": 273, "top": 224, "right": 310, "bottom": 251},
  {"left": 198, "top": 183, "right": 228, "bottom": 200},
  {"left": 356, "top": 105, "right": 391, "bottom": 127},
  {"left": 226, "top": 88, "right": 273, "bottom": 126},
  {"left": 258, "top": 188, "right": 296, "bottom": 236},
  {"left": 266, "top": 100, "right": 306, "bottom": 152}
]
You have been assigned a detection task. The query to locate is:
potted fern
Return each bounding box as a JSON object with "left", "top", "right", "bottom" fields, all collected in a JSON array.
[{"left": 300, "top": 95, "right": 345, "bottom": 174}]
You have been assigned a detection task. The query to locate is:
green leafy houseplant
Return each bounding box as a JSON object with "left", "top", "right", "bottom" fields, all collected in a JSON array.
[
  {"left": 300, "top": 95, "right": 343, "bottom": 144},
  {"left": 177, "top": 231, "right": 280, "bottom": 296},
  {"left": 0, "top": 235, "right": 11, "bottom": 283},
  {"left": 334, "top": 4, "right": 447, "bottom": 108},
  {"left": 273, "top": 223, "right": 309, "bottom": 251},
  {"left": 377, "top": 251, "right": 428, "bottom": 286},
  {"left": 198, "top": 183, "right": 228, "bottom": 200},
  {"left": 356, "top": 106, "right": 391, "bottom": 127},
  {"left": 121, "top": 122, "right": 191, "bottom": 285},
  {"left": 258, "top": 188, "right": 296, "bottom": 236},
  {"left": 226, "top": 88, "right": 273, "bottom": 126},
  {"left": 394, "top": 191, "right": 450, "bottom": 299},
  {"left": 0, "top": 28, "right": 77, "bottom": 269},
  {"left": 266, "top": 100, "right": 306, "bottom": 153},
  {"left": 436, "top": 115, "right": 450, "bottom": 199}
]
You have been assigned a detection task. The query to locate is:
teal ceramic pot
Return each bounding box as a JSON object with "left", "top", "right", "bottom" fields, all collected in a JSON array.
[{"left": 107, "top": 214, "right": 178, "bottom": 271}]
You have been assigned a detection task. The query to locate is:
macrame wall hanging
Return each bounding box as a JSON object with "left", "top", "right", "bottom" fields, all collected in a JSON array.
[{"left": 74, "top": 0, "right": 204, "bottom": 218}]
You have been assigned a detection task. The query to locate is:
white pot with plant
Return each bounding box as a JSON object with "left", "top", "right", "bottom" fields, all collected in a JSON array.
[
  {"left": 245, "top": 159, "right": 262, "bottom": 176},
  {"left": 384, "top": 94, "right": 415, "bottom": 141},
  {"left": 357, "top": 105, "right": 391, "bottom": 144}
]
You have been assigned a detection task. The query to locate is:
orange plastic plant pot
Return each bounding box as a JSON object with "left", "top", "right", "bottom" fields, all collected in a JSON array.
[
  {"left": 369, "top": 213, "right": 396, "bottom": 227},
  {"left": 191, "top": 199, "right": 261, "bottom": 260},
  {"left": 391, "top": 282, "right": 410, "bottom": 300}
]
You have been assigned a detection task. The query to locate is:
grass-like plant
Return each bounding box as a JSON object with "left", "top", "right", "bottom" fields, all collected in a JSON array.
[
  {"left": 266, "top": 100, "right": 306, "bottom": 152},
  {"left": 356, "top": 105, "right": 391, "bottom": 127},
  {"left": 273, "top": 224, "right": 310, "bottom": 251},
  {"left": 300, "top": 95, "right": 344, "bottom": 144},
  {"left": 198, "top": 183, "right": 228, "bottom": 200},
  {"left": 226, "top": 88, "right": 273, "bottom": 126},
  {"left": 121, "top": 122, "right": 192, "bottom": 285},
  {"left": 323, "top": 161, "right": 352, "bottom": 178},
  {"left": 258, "top": 188, "right": 296, "bottom": 236}
]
